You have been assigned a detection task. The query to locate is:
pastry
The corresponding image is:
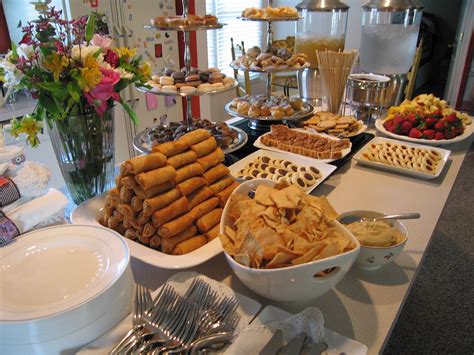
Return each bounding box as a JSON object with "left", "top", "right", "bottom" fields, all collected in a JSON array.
[
  {"left": 210, "top": 82, "right": 224, "bottom": 90},
  {"left": 171, "top": 71, "right": 185, "bottom": 83},
  {"left": 159, "top": 76, "right": 174, "bottom": 85},
  {"left": 180, "top": 86, "right": 196, "bottom": 94},
  {"left": 209, "top": 72, "right": 225, "bottom": 83},
  {"left": 187, "top": 14, "right": 206, "bottom": 25},
  {"left": 161, "top": 85, "right": 177, "bottom": 92},
  {"left": 197, "top": 83, "right": 212, "bottom": 92},
  {"left": 270, "top": 106, "right": 285, "bottom": 119}
]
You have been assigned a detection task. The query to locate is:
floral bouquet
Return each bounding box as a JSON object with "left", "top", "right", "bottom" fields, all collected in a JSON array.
[{"left": 0, "top": 6, "right": 151, "bottom": 204}]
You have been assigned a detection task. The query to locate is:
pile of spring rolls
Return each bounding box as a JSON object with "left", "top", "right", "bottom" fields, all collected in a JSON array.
[{"left": 100, "top": 129, "right": 240, "bottom": 255}]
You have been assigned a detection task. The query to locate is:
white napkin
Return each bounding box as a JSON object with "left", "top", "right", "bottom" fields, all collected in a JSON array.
[
  {"left": 6, "top": 188, "right": 68, "bottom": 233},
  {"left": 225, "top": 307, "right": 328, "bottom": 355}
]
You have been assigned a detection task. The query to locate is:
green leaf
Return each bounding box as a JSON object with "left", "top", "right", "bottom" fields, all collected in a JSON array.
[
  {"left": 85, "top": 15, "right": 96, "bottom": 43},
  {"left": 37, "top": 82, "right": 68, "bottom": 101},
  {"left": 38, "top": 93, "right": 61, "bottom": 118},
  {"left": 120, "top": 99, "right": 138, "bottom": 125},
  {"left": 67, "top": 82, "right": 81, "bottom": 102}
]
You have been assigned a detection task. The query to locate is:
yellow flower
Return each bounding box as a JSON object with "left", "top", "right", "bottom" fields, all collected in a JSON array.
[
  {"left": 115, "top": 47, "right": 137, "bottom": 59},
  {"left": 43, "top": 53, "right": 69, "bottom": 82},
  {"left": 139, "top": 62, "right": 151, "bottom": 79},
  {"left": 79, "top": 55, "right": 102, "bottom": 92},
  {"left": 11, "top": 115, "right": 43, "bottom": 147}
]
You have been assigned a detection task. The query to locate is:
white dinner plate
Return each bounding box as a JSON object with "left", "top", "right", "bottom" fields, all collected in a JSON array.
[
  {"left": 375, "top": 118, "right": 473, "bottom": 146},
  {"left": 254, "top": 128, "right": 352, "bottom": 163},
  {"left": 353, "top": 137, "right": 451, "bottom": 180},
  {"left": 0, "top": 225, "right": 129, "bottom": 321},
  {"left": 228, "top": 149, "right": 337, "bottom": 194},
  {"left": 253, "top": 305, "right": 368, "bottom": 355},
  {"left": 78, "top": 272, "right": 262, "bottom": 354},
  {"left": 71, "top": 198, "right": 222, "bottom": 269}
]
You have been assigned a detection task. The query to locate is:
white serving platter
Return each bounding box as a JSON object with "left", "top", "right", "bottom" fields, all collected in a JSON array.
[
  {"left": 254, "top": 128, "right": 352, "bottom": 163},
  {"left": 228, "top": 149, "right": 337, "bottom": 194},
  {"left": 78, "top": 272, "right": 262, "bottom": 354},
  {"left": 353, "top": 136, "right": 451, "bottom": 180},
  {"left": 252, "top": 305, "right": 368, "bottom": 355},
  {"left": 71, "top": 196, "right": 222, "bottom": 269},
  {"left": 375, "top": 118, "right": 473, "bottom": 146}
]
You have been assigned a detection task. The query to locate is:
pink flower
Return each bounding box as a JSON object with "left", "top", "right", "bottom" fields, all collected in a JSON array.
[
  {"left": 104, "top": 49, "right": 119, "bottom": 68},
  {"left": 91, "top": 34, "right": 113, "bottom": 49},
  {"left": 85, "top": 67, "right": 121, "bottom": 115}
]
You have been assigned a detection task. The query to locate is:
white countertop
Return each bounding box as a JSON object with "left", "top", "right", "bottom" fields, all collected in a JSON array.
[
  {"left": 0, "top": 93, "right": 36, "bottom": 122},
  {"left": 129, "top": 127, "right": 472, "bottom": 355}
]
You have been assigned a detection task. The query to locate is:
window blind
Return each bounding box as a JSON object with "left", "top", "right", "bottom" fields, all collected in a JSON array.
[{"left": 206, "top": 0, "right": 264, "bottom": 77}]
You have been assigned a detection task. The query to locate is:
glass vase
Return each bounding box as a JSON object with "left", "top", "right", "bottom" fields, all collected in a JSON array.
[{"left": 47, "top": 106, "right": 115, "bottom": 205}]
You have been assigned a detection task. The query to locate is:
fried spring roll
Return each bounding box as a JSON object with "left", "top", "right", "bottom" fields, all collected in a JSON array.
[
  {"left": 123, "top": 217, "right": 132, "bottom": 229},
  {"left": 152, "top": 140, "right": 188, "bottom": 157},
  {"left": 150, "top": 235, "right": 161, "bottom": 249},
  {"left": 112, "top": 210, "right": 124, "bottom": 222},
  {"left": 202, "top": 164, "right": 230, "bottom": 185},
  {"left": 174, "top": 162, "right": 205, "bottom": 184},
  {"left": 143, "top": 188, "right": 181, "bottom": 216},
  {"left": 196, "top": 148, "right": 225, "bottom": 171},
  {"left": 137, "top": 232, "right": 151, "bottom": 246},
  {"left": 216, "top": 181, "right": 240, "bottom": 208},
  {"left": 188, "top": 197, "right": 219, "bottom": 220},
  {"left": 191, "top": 136, "right": 218, "bottom": 158},
  {"left": 120, "top": 186, "right": 135, "bottom": 204},
  {"left": 167, "top": 150, "right": 198, "bottom": 169},
  {"left": 124, "top": 152, "right": 167, "bottom": 174},
  {"left": 187, "top": 186, "right": 214, "bottom": 209},
  {"left": 205, "top": 224, "right": 220, "bottom": 241},
  {"left": 130, "top": 196, "right": 144, "bottom": 212},
  {"left": 117, "top": 204, "right": 135, "bottom": 219},
  {"left": 135, "top": 165, "right": 176, "bottom": 190},
  {"left": 179, "top": 129, "right": 212, "bottom": 147},
  {"left": 124, "top": 229, "right": 137, "bottom": 241},
  {"left": 152, "top": 196, "right": 190, "bottom": 227},
  {"left": 172, "top": 235, "right": 207, "bottom": 255},
  {"left": 209, "top": 175, "right": 234, "bottom": 194},
  {"left": 115, "top": 175, "right": 124, "bottom": 189},
  {"left": 121, "top": 175, "right": 138, "bottom": 189},
  {"left": 108, "top": 188, "right": 121, "bottom": 206},
  {"left": 137, "top": 211, "right": 150, "bottom": 225},
  {"left": 114, "top": 223, "right": 126, "bottom": 236},
  {"left": 133, "top": 181, "right": 175, "bottom": 200},
  {"left": 161, "top": 225, "right": 197, "bottom": 253},
  {"left": 142, "top": 223, "right": 157, "bottom": 238},
  {"left": 158, "top": 213, "right": 194, "bottom": 238},
  {"left": 177, "top": 177, "right": 206, "bottom": 196},
  {"left": 196, "top": 208, "right": 223, "bottom": 233},
  {"left": 107, "top": 217, "right": 119, "bottom": 229},
  {"left": 120, "top": 164, "right": 128, "bottom": 175}
]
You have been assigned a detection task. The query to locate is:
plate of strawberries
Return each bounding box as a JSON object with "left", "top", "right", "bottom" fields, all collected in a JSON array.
[{"left": 375, "top": 111, "right": 473, "bottom": 146}]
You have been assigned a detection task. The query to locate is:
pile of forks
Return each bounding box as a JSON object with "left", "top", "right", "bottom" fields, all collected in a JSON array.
[{"left": 110, "top": 278, "right": 241, "bottom": 355}]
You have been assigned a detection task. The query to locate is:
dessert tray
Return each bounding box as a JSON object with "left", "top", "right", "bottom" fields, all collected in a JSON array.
[
  {"left": 353, "top": 137, "right": 451, "bottom": 180},
  {"left": 145, "top": 23, "right": 225, "bottom": 31},
  {"left": 225, "top": 102, "right": 314, "bottom": 122},
  {"left": 137, "top": 80, "right": 238, "bottom": 97}
]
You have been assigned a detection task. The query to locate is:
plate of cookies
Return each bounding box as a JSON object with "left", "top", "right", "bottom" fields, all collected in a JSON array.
[
  {"left": 353, "top": 137, "right": 451, "bottom": 179},
  {"left": 147, "top": 14, "right": 224, "bottom": 31},
  {"left": 303, "top": 112, "right": 367, "bottom": 138},
  {"left": 225, "top": 95, "right": 314, "bottom": 121},
  {"left": 72, "top": 129, "right": 241, "bottom": 269},
  {"left": 239, "top": 6, "right": 301, "bottom": 21},
  {"left": 141, "top": 67, "right": 237, "bottom": 96},
  {"left": 229, "top": 149, "right": 336, "bottom": 193}
]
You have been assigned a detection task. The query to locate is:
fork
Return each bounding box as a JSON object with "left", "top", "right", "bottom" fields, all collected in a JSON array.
[{"left": 109, "top": 284, "right": 151, "bottom": 354}]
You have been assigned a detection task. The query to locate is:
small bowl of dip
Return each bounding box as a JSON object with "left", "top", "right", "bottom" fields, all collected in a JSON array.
[{"left": 338, "top": 210, "right": 408, "bottom": 270}]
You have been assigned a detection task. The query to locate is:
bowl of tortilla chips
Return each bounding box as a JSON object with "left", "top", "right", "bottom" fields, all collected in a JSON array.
[{"left": 218, "top": 179, "right": 360, "bottom": 302}]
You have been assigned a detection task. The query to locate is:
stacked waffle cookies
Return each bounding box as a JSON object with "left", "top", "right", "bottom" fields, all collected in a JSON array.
[{"left": 101, "top": 129, "right": 239, "bottom": 255}]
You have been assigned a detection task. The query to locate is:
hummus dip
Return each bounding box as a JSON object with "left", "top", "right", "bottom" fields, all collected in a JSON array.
[{"left": 346, "top": 221, "right": 404, "bottom": 247}]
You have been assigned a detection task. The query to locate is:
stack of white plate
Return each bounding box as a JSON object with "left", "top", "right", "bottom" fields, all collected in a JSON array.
[{"left": 0, "top": 225, "right": 134, "bottom": 354}]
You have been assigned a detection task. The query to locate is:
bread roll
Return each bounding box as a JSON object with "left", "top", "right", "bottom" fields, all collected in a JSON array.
[
  {"left": 124, "top": 152, "right": 167, "bottom": 174},
  {"left": 172, "top": 235, "right": 207, "bottom": 255}
]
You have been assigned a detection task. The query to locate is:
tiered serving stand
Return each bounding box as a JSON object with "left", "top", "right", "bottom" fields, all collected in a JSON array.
[
  {"left": 133, "top": 0, "right": 246, "bottom": 154},
  {"left": 226, "top": 0, "right": 314, "bottom": 130}
]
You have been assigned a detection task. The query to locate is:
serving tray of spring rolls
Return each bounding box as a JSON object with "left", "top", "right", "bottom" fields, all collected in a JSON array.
[{"left": 71, "top": 129, "right": 241, "bottom": 269}]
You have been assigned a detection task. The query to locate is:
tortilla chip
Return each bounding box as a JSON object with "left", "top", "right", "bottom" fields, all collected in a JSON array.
[
  {"left": 224, "top": 226, "right": 236, "bottom": 242},
  {"left": 227, "top": 193, "right": 249, "bottom": 224},
  {"left": 293, "top": 236, "right": 311, "bottom": 253},
  {"left": 318, "top": 196, "right": 338, "bottom": 220},
  {"left": 219, "top": 233, "right": 236, "bottom": 256},
  {"left": 312, "top": 242, "right": 341, "bottom": 261},
  {"left": 255, "top": 227, "right": 285, "bottom": 261},
  {"left": 235, "top": 253, "right": 251, "bottom": 267},
  {"left": 238, "top": 230, "right": 264, "bottom": 267},
  {"left": 254, "top": 185, "right": 276, "bottom": 206},
  {"left": 266, "top": 252, "right": 299, "bottom": 268},
  {"left": 291, "top": 246, "right": 323, "bottom": 265}
]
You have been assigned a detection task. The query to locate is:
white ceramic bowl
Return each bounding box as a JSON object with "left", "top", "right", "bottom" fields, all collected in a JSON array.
[
  {"left": 338, "top": 210, "right": 408, "bottom": 270},
  {"left": 0, "top": 225, "right": 134, "bottom": 354},
  {"left": 220, "top": 179, "right": 360, "bottom": 302}
]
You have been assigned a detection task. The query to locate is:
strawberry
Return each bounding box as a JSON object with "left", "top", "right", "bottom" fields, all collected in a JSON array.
[
  {"left": 425, "top": 117, "right": 438, "bottom": 128},
  {"left": 407, "top": 113, "right": 418, "bottom": 124},
  {"left": 393, "top": 115, "right": 405, "bottom": 126},
  {"left": 434, "top": 121, "right": 444, "bottom": 131},
  {"left": 422, "top": 129, "right": 435, "bottom": 139},
  {"left": 434, "top": 132, "right": 445, "bottom": 140},
  {"left": 401, "top": 121, "right": 414, "bottom": 134},
  {"left": 445, "top": 126, "right": 457, "bottom": 139},
  {"left": 445, "top": 113, "right": 458, "bottom": 123},
  {"left": 408, "top": 128, "right": 423, "bottom": 139},
  {"left": 432, "top": 110, "right": 443, "bottom": 119},
  {"left": 417, "top": 121, "right": 428, "bottom": 131}
]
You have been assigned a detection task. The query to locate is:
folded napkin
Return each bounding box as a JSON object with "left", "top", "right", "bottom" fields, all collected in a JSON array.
[{"left": 0, "top": 188, "right": 68, "bottom": 245}]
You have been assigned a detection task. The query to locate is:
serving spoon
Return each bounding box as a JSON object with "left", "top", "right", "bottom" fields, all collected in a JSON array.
[{"left": 339, "top": 213, "right": 421, "bottom": 225}]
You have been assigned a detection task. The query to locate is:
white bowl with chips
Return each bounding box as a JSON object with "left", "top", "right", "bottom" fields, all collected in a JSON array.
[
  {"left": 338, "top": 210, "right": 408, "bottom": 270},
  {"left": 219, "top": 179, "right": 360, "bottom": 302}
]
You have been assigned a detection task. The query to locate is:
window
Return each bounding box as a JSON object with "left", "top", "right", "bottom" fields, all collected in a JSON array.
[{"left": 206, "top": 0, "right": 264, "bottom": 76}]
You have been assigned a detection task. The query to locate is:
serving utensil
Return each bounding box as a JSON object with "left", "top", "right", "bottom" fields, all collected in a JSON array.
[{"left": 339, "top": 212, "right": 420, "bottom": 225}]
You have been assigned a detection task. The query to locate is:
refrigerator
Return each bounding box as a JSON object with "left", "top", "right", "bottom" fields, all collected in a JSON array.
[{"left": 3, "top": 0, "right": 183, "bottom": 162}]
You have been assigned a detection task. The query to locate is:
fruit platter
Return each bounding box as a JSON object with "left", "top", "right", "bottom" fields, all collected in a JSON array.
[{"left": 375, "top": 94, "right": 473, "bottom": 146}]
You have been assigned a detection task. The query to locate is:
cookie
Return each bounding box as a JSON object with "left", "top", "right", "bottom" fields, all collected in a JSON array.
[
  {"left": 159, "top": 76, "right": 174, "bottom": 85},
  {"left": 317, "top": 120, "right": 337, "bottom": 129}
]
